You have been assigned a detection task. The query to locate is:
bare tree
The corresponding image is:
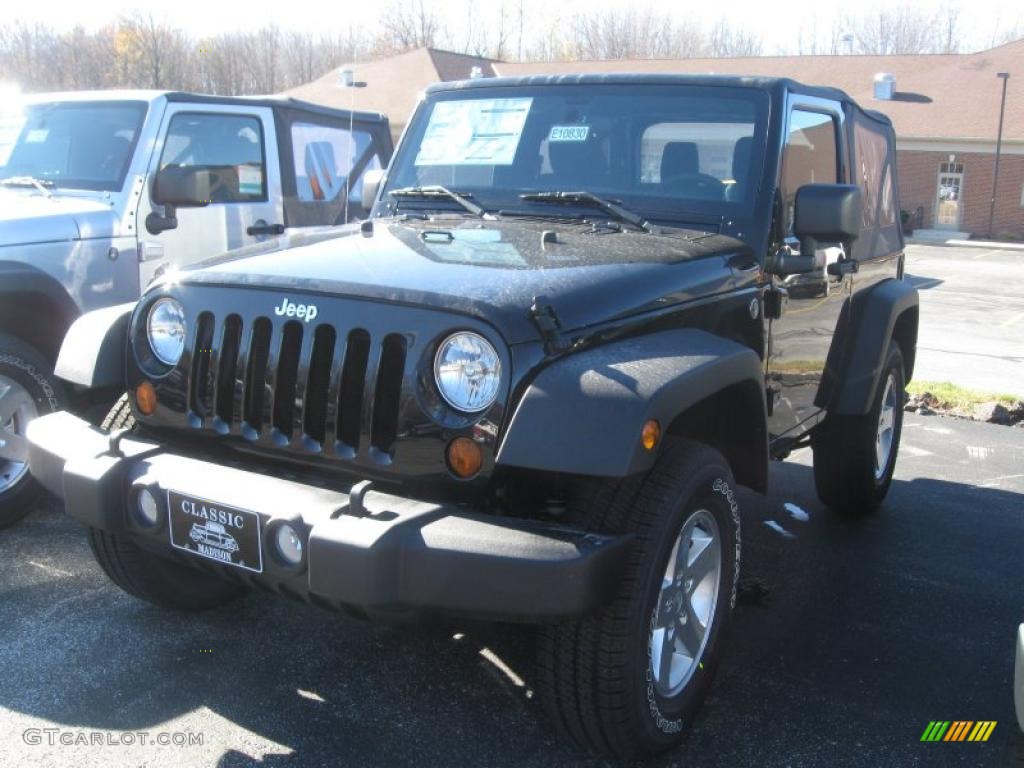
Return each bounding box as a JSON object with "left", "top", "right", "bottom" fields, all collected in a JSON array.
[
  {"left": 839, "top": 4, "right": 954, "bottom": 55},
  {"left": 707, "top": 19, "right": 763, "bottom": 57},
  {"left": 375, "top": 0, "right": 444, "bottom": 54},
  {"left": 119, "top": 13, "right": 195, "bottom": 90}
]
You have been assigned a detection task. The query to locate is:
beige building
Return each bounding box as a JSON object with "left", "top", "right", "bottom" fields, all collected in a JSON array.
[{"left": 289, "top": 40, "right": 1024, "bottom": 238}]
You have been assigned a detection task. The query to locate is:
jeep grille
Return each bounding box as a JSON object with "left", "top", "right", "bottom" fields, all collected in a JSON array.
[{"left": 186, "top": 310, "right": 408, "bottom": 461}]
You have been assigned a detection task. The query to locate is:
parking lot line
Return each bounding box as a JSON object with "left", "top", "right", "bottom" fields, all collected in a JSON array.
[{"left": 999, "top": 309, "right": 1024, "bottom": 328}]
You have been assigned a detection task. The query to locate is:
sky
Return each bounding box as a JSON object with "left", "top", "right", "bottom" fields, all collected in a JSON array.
[{"left": 8, "top": 0, "right": 1024, "bottom": 55}]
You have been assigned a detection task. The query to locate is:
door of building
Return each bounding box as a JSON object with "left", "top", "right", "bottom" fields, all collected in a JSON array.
[{"left": 935, "top": 161, "right": 964, "bottom": 230}]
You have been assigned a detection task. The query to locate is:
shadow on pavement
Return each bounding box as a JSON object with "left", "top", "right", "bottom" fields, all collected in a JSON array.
[{"left": 1, "top": 461, "right": 1021, "bottom": 767}]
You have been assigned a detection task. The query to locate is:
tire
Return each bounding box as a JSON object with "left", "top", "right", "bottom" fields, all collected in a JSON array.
[
  {"left": 0, "top": 333, "right": 67, "bottom": 529},
  {"left": 537, "top": 439, "right": 741, "bottom": 762},
  {"left": 86, "top": 396, "right": 247, "bottom": 611},
  {"left": 812, "top": 341, "right": 905, "bottom": 515},
  {"left": 87, "top": 528, "right": 248, "bottom": 611}
]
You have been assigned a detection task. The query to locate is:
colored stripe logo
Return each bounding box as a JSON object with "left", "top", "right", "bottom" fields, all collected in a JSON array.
[{"left": 920, "top": 721, "right": 996, "bottom": 742}]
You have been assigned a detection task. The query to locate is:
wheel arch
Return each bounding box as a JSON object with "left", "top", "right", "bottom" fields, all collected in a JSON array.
[
  {"left": 0, "top": 262, "right": 81, "bottom": 363},
  {"left": 664, "top": 378, "right": 768, "bottom": 493},
  {"left": 820, "top": 278, "right": 919, "bottom": 416}
]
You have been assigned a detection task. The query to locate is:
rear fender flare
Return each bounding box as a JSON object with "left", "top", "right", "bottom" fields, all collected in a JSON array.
[{"left": 827, "top": 279, "right": 919, "bottom": 416}]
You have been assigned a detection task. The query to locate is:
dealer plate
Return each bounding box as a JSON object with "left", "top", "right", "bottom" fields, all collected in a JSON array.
[{"left": 168, "top": 490, "right": 263, "bottom": 573}]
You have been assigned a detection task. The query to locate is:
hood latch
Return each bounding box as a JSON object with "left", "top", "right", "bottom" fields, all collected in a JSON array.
[{"left": 529, "top": 296, "right": 568, "bottom": 355}]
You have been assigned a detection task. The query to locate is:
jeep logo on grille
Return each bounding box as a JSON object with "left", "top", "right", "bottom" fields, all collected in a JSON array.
[{"left": 274, "top": 297, "right": 318, "bottom": 322}]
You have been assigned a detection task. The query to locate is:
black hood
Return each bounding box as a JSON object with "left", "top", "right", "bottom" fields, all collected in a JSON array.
[{"left": 176, "top": 217, "right": 753, "bottom": 344}]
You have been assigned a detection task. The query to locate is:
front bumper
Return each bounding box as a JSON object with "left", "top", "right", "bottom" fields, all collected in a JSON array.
[{"left": 27, "top": 411, "right": 630, "bottom": 623}]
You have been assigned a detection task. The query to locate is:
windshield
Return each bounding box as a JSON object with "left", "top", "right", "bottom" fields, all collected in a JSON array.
[
  {"left": 383, "top": 84, "right": 768, "bottom": 224},
  {"left": 0, "top": 100, "right": 148, "bottom": 191}
]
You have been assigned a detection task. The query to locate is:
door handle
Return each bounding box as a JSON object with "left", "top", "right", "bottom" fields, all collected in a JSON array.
[
  {"left": 827, "top": 258, "right": 859, "bottom": 277},
  {"left": 246, "top": 222, "right": 285, "bottom": 237}
]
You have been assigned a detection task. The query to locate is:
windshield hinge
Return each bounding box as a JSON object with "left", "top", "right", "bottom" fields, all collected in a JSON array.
[{"left": 529, "top": 297, "right": 568, "bottom": 354}]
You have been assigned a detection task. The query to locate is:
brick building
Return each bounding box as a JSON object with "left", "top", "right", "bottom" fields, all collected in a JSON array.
[{"left": 290, "top": 39, "right": 1024, "bottom": 239}]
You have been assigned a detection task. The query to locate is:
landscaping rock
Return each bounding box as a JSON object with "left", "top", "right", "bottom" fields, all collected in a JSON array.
[{"left": 973, "top": 402, "right": 1012, "bottom": 425}]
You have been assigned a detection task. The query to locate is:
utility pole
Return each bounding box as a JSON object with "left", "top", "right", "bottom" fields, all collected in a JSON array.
[{"left": 988, "top": 72, "right": 1010, "bottom": 238}]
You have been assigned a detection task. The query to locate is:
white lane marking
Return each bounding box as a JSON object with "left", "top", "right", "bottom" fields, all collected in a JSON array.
[
  {"left": 297, "top": 689, "right": 325, "bottom": 702},
  {"left": 967, "top": 445, "right": 991, "bottom": 461},
  {"left": 784, "top": 502, "right": 810, "bottom": 522},
  {"left": 922, "top": 426, "right": 953, "bottom": 435},
  {"left": 901, "top": 443, "right": 933, "bottom": 457},
  {"left": 764, "top": 520, "right": 797, "bottom": 539},
  {"left": 28, "top": 561, "right": 73, "bottom": 578}
]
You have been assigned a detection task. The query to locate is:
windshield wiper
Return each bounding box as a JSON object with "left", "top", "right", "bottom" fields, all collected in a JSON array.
[
  {"left": 520, "top": 191, "right": 650, "bottom": 232},
  {"left": 388, "top": 185, "right": 492, "bottom": 219},
  {"left": 0, "top": 176, "right": 55, "bottom": 196}
]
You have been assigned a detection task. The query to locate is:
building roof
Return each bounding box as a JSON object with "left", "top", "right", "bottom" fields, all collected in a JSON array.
[
  {"left": 288, "top": 40, "right": 1024, "bottom": 144},
  {"left": 286, "top": 48, "right": 496, "bottom": 136}
]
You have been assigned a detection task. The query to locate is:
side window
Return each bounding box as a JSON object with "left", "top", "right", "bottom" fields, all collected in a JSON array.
[
  {"left": 160, "top": 113, "right": 266, "bottom": 203},
  {"left": 780, "top": 109, "right": 838, "bottom": 232},
  {"left": 290, "top": 122, "right": 380, "bottom": 204},
  {"left": 854, "top": 118, "right": 897, "bottom": 228}
]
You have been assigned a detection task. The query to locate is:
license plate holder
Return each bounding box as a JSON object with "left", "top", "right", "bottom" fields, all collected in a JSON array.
[{"left": 167, "top": 490, "right": 263, "bottom": 573}]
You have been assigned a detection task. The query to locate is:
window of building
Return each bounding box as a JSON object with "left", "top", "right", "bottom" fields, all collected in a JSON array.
[
  {"left": 779, "top": 109, "right": 839, "bottom": 233},
  {"left": 160, "top": 113, "right": 266, "bottom": 203}
]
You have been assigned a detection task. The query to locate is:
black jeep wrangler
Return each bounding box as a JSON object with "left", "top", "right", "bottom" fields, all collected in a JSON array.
[{"left": 26, "top": 75, "right": 917, "bottom": 761}]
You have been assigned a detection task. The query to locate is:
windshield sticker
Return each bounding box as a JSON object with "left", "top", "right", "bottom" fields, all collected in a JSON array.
[
  {"left": 548, "top": 125, "right": 589, "bottom": 143},
  {"left": 415, "top": 98, "right": 532, "bottom": 167},
  {"left": 25, "top": 129, "right": 49, "bottom": 143}
]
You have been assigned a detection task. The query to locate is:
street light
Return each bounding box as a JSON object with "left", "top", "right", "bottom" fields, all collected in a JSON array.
[{"left": 988, "top": 72, "right": 1010, "bottom": 238}]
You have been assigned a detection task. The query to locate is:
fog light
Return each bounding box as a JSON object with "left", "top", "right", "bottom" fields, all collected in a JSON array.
[
  {"left": 136, "top": 381, "right": 157, "bottom": 415},
  {"left": 447, "top": 437, "right": 483, "bottom": 479},
  {"left": 641, "top": 420, "right": 661, "bottom": 451},
  {"left": 274, "top": 524, "right": 303, "bottom": 566},
  {"left": 135, "top": 487, "right": 160, "bottom": 527}
]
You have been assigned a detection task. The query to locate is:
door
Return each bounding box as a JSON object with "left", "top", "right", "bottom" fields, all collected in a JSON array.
[
  {"left": 136, "top": 104, "right": 284, "bottom": 287},
  {"left": 766, "top": 99, "right": 851, "bottom": 440},
  {"left": 935, "top": 162, "right": 964, "bottom": 230}
]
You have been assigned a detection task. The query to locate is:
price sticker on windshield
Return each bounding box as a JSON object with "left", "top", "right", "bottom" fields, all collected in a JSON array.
[{"left": 548, "top": 126, "right": 590, "bottom": 142}]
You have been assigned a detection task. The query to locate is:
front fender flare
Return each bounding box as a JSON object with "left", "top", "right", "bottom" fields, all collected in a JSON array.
[
  {"left": 54, "top": 303, "right": 136, "bottom": 389},
  {"left": 496, "top": 329, "right": 765, "bottom": 478}
]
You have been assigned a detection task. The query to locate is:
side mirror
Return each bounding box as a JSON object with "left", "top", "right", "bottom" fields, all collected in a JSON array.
[
  {"left": 793, "top": 183, "right": 862, "bottom": 255},
  {"left": 361, "top": 168, "right": 385, "bottom": 212},
  {"left": 147, "top": 165, "right": 212, "bottom": 235},
  {"left": 774, "top": 184, "right": 862, "bottom": 276},
  {"left": 152, "top": 165, "right": 212, "bottom": 208}
]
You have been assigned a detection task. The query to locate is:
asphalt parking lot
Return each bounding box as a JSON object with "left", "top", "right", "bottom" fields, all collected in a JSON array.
[
  {"left": 2, "top": 412, "right": 1022, "bottom": 768},
  {"left": 906, "top": 243, "right": 1024, "bottom": 398}
]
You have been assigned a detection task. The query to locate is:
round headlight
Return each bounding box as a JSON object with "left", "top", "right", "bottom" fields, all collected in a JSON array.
[
  {"left": 147, "top": 298, "right": 186, "bottom": 366},
  {"left": 434, "top": 332, "right": 501, "bottom": 413}
]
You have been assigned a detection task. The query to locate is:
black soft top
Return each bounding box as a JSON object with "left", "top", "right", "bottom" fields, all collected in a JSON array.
[
  {"left": 162, "top": 91, "right": 388, "bottom": 125},
  {"left": 427, "top": 74, "right": 891, "bottom": 127}
]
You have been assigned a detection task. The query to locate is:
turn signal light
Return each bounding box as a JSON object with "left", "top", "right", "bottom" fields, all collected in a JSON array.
[
  {"left": 641, "top": 420, "right": 661, "bottom": 451},
  {"left": 135, "top": 381, "right": 157, "bottom": 415},
  {"left": 447, "top": 437, "right": 483, "bottom": 479}
]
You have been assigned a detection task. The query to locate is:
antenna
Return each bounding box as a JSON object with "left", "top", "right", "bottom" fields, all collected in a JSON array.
[{"left": 344, "top": 48, "right": 357, "bottom": 225}]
